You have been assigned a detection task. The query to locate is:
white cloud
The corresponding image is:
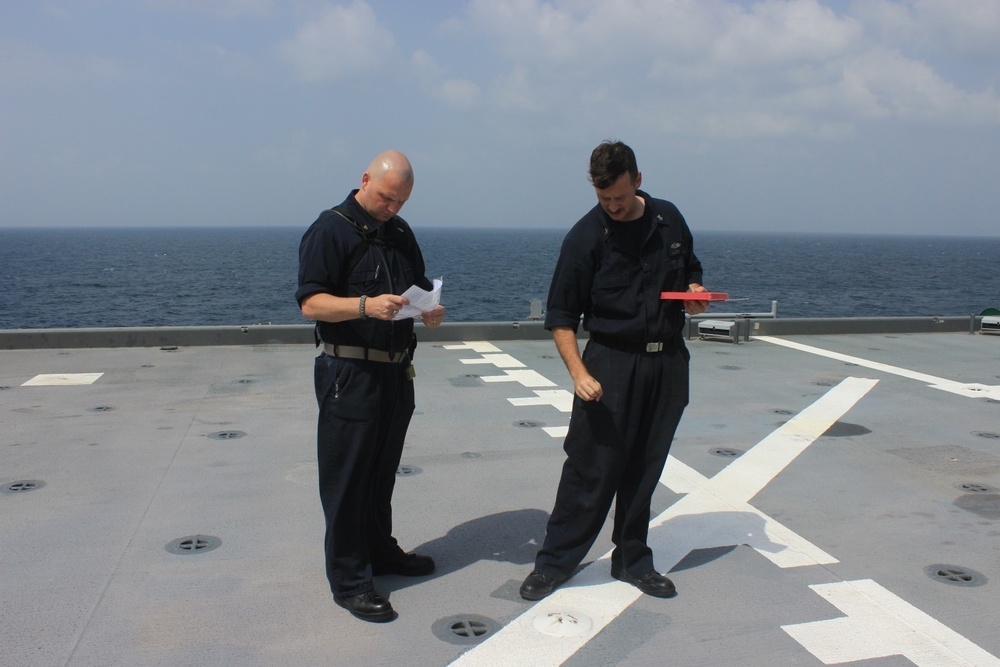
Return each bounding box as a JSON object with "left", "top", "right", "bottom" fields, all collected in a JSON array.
[
  {"left": 857, "top": 0, "right": 1000, "bottom": 57},
  {"left": 278, "top": 1, "right": 395, "bottom": 82},
  {"left": 438, "top": 78, "right": 482, "bottom": 109},
  {"left": 445, "top": 0, "right": 1000, "bottom": 138}
]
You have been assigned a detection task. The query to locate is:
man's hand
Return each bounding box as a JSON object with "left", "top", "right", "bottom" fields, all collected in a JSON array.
[
  {"left": 684, "top": 283, "right": 709, "bottom": 316},
  {"left": 572, "top": 373, "right": 603, "bottom": 402},
  {"left": 420, "top": 305, "right": 446, "bottom": 328},
  {"left": 367, "top": 294, "right": 409, "bottom": 320}
]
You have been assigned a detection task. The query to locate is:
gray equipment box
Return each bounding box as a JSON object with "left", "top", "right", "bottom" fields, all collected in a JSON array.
[{"left": 698, "top": 319, "right": 737, "bottom": 342}]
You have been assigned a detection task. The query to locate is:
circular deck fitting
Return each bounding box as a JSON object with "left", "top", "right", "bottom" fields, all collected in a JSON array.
[
  {"left": 719, "top": 365, "right": 743, "bottom": 371},
  {"left": 958, "top": 482, "right": 995, "bottom": 494},
  {"left": 974, "top": 431, "right": 999, "bottom": 439},
  {"left": 531, "top": 611, "right": 593, "bottom": 637},
  {"left": 160, "top": 346, "right": 178, "bottom": 352},
  {"left": 141, "top": 364, "right": 155, "bottom": 368},
  {"left": 924, "top": 564, "right": 986, "bottom": 587},
  {"left": 461, "top": 452, "right": 482, "bottom": 459},
  {"left": 208, "top": 430, "right": 246, "bottom": 441},
  {"left": 165, "top": 535, "right": 222, "bottom": 555},
  {"left": 515, "top": 420, "right": 545, "bottom": 428},
  {"left": 396, "top": 464, "right": 422, "bottom": 477},
  {"left": 233, "top": 378, "right": 256, "bottom": 385},
  {"left": 432, "top": 615, "right": 499, "bottom": 645},
  {"left": 0, "top": 386, "right": 11, "bottom": 391},
  {"left": 87, "top": 406, "right": 115, "bottom": 413},
  {"left": 773, "top": 409, "right": 793, "bottom": 415},
  {"left": 2, "top": 480, "right": 46, "bottom": 494},
  {"left": 710, "top": 447, "right": 744, "bottom": 458}
]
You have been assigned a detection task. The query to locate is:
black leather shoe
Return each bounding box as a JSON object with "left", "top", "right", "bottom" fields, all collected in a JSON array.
[
  {"left": 372, "top": 552, "right": 435, "bottom": 577},
  {"left": 334, "top": 590, "right": 396, "bottom": 623},
  {"left": 612, "top": 567, "right": 677, "bottom": 598},
  {"left": 519, "top": 571, "right": 566, "bottom": 601}
]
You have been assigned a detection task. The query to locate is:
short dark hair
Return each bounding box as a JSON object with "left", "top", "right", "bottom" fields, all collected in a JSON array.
[{"left": 588, "top": 140, "right": 638, "bottom": 189}]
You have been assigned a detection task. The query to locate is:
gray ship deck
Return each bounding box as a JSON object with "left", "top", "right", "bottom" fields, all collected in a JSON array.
[{"left": 2, "top": 321, "right": 999, "bottom": 666}]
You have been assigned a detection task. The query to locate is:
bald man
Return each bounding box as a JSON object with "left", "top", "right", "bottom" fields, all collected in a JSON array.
[{"left": 297, "top": 150, "right": 446, "bottom": 623}]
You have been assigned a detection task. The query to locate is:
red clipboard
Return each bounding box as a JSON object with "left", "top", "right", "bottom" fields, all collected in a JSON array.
[{"left": 660, "top": 292, "right": 729, "bottom": 301}]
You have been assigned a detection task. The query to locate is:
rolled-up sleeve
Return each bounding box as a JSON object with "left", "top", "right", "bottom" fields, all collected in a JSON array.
[
  {"left": 545, "top": 223, "right": 597, "bottom": 332},
  {"left": 296, "top": 215, "right": 342, "bottom": 307}
]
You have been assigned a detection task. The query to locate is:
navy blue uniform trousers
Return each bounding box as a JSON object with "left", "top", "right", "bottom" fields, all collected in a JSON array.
[
  {"left": 314, "top": 353, "right": 414, "bottom": 597},
  {"left": 535, "top": 340, "right": 689, "bottom": 579}
]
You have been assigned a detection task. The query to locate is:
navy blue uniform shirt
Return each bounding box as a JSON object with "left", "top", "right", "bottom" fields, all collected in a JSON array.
[
  {"left": 545, "top": 190, "right": 703, "bottom": 346},
  {"left": 296, "top": 190, "right": 432, "bottom": 354}
]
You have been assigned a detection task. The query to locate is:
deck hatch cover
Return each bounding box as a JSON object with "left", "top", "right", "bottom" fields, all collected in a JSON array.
[
  {"left": 396, "top": 464, "right": 422, "bottom": 477},
  {"left": 165, "top": 535, "right": 222, "bottom": 555}
]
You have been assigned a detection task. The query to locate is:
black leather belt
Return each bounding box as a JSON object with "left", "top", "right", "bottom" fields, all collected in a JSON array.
[
  {"left": 590, "top": 335, "right": 680, "bottom": 354},
  {"left": 323, "top": 342, "right": 407, "bottom": 364}
]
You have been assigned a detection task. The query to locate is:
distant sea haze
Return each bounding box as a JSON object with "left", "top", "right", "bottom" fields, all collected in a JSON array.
[{"left": 1, "top": 227, "right": 998, "bottom": 329}]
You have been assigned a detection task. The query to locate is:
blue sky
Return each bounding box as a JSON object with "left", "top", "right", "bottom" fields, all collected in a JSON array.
[{"left": 2, "top": 0, "right": 998, "bottom": 236}]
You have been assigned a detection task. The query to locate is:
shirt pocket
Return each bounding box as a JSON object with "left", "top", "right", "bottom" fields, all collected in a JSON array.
[
  {"left": 349, "top": 268, "right": 380, "bottom": 296},
  {"left": 591, "top": 270, "right": 635, "bottom": 319}
]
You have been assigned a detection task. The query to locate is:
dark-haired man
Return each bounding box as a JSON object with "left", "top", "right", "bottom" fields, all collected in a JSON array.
[
  {"left": 297, "top": 150, "right": 446, "bottom": 623},
  {"left": 520, "top": 140, "right": 708, "bottom": 601}
]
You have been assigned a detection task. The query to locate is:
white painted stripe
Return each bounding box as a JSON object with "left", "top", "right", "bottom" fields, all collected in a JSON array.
[
  {"left": 542, "top": 426, "right": 568, "bottom": 438},
  {"left": 460, "top": 354, "right": 526, "bottom": 368},
  {"left": 450, "top": 378, "right": 873, "bottom": 666},
  {"left": 705, "top": 376, "right": 878, "bottom": 502},
  {"left": 508, "top": 389, "right": 574, "bottom": 413},
  {"left": 757, "top": 336, "right": 1000, "bottom": 400},
  {"left": 481, "top": 369, "right": 557, "bottom": 388},
  {"left": 22, "top": 373, "right": 104, "bottom": 386},
  {"left": 443, "top": 341, "right": 502, "bottom": 352},
  {"left": 782, "top": 579, "right": 1000, "bottom": 666}
]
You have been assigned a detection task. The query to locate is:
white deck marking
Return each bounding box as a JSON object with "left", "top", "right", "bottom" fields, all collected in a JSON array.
[
  {"left": 481, "top": 369, "right": 557, "bottom": 388},
  {"left": 757, "top": 336, "right": 1000, "bottom": 400},
  {"left": 507, "top": 389, "right": 574, "bottom": 413},
  {"left": 22, "top": 373, "right": 104, "bottom": 386},
  {"left": 782, "top": 580, "right": 1000, "bottom": 666},
  {"left": 450, "top": 378, "right": 876, "bottom": 666},
  {"left": 460, "top": 354, "right": 526, "bottom": 368},
  {"left": 443, "top": 341, "right": 502, "bottom": 353}
]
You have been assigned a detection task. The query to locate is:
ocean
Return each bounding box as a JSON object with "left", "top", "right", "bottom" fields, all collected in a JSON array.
[{"left": 1, "top": 227, "right": 998, "bottom": 330}]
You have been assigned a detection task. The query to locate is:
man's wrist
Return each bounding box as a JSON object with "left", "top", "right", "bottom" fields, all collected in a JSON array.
[{"left": 358, "top": 295, "right": 368, "bottom": 319}]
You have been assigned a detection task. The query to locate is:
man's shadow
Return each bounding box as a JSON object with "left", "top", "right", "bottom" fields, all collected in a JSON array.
[{"left": 379, "top": 508, "right": 548, "bottom": 592}]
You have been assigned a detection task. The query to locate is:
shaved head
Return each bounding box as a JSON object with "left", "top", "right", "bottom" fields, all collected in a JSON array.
[
  {"left": 367, "top": 150, "right": 413, "bottom": 185},
  {"left": 355, "top": 150, "right": 414, "bottom": 223}
]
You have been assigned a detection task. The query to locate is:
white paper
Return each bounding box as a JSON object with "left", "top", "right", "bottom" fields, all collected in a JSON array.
[{"left": 393, "top": 277, "right": 443, "bottom": 320}]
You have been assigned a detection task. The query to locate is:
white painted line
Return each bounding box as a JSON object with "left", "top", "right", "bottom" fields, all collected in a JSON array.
[
  {"left": 460, "top": 354, "right": 526, "bottom": 368},
  {"left": 782, "top": 579, "right": 1000, "bottom": 666},
  {"left": 542, "top": 426, "right": 568, "bottom": 438},
  {"left": 450, "top": 378, "right": 874, "bottom": 666},
  {"left": 442, "top": 341, "right": 502, "bottom": 352},
  {"left": 508, "top": 389, "right": 574, "bottom": 413},
  {"left": 757, "top": 336, "right": 1000, "bottom": 400},
  {"left": 21, "top": 373, "right": 104, "bottom": 386},
  {"left": 481, "top": 370, "right": 557, "bottom": 388}
]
